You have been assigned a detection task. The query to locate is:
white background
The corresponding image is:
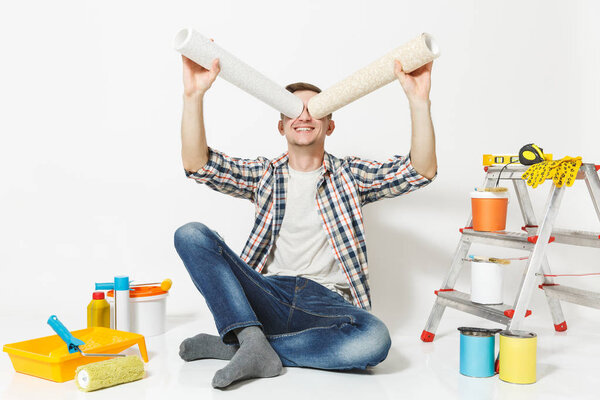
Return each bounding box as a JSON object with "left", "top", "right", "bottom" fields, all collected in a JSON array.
[{"left": 1, "top": 0, "right": 599, "bottom": 398}]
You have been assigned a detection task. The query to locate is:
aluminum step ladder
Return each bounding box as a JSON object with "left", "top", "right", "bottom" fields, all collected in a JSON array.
[{"left": 421, "top": 163, "right": 600, "bottom": 342}]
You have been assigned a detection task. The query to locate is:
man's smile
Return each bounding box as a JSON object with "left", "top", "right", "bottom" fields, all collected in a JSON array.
[{"left": 293, "top": 126, "right": 315, "bottom": 133}]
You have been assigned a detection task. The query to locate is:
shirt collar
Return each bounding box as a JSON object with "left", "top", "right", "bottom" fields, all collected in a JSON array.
[
  {"left": 272, "top": 151, "right": 334, "bottom": 174},
  {"left": 271, "top": 152, "right": 289, "bottom": 169},
  {"left": 322, "top": 152, "right": 334, "bottom": 174}
]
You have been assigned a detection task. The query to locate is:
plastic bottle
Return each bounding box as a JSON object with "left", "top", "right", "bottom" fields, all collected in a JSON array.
[
  {"left": 114, "top": 276, "right": 131, "bottom": 331},
  {"left": 87, "top": 291, "right": 110, "bottom": 328}
]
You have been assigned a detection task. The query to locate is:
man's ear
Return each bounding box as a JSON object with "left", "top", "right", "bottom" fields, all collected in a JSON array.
[
  {"left": 278, "top": 120, "right": 285, "bottom": 136},
  {"left": 326, "top": 120, "right": 335, "bottom": 136}
]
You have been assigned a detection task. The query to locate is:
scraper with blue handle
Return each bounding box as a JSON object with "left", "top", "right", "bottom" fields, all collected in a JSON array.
[{"left": 47, "top": 315, "right": 125, "bottom": 357}]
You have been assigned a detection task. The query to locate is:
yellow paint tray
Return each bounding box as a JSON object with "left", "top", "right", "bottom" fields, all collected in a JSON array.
[{"left": 3, "top": 327, "right": 148, "bottom": 383}]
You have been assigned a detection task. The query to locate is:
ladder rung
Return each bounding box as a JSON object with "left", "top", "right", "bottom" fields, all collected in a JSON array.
[
  {"left": 540, "top": 285, "right": 600, "bottom": 309},
  {"left": 524, "top": 226, "right": 600, "bottom": 248},
  {"left": 461, "top": 229, "right": 535, "bottom": 250},
  {"left": 435, "top": 290, "right": 511, "bottom": 325}
]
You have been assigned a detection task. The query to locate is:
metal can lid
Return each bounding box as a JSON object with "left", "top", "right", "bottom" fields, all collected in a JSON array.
[
  {"left": 458, "top": 327, "right": 502, "bottom": 337},
  {"left": 499, "top": 330, "right": 537, "bottom": 338}
]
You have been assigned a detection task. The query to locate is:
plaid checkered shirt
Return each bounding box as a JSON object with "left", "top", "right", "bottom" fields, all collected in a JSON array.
[{"left": 186, "top": 147, "right": 433, "bottom": 310}]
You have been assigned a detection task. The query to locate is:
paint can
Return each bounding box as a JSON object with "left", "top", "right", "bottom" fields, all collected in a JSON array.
[
  {"left": 108, "top": 286, "right": 169, "bottom": 337},
  {"left": 470, "top": 191, "right": 508, "bottom": 231},
  {"left": 499, "top": 330, "right": 537, "bottom": 384},
  {"left": 470, "top": 260, "right": 504, "bottom": 304},
  {"left": 458, "top": 327, "right": 502, "bottom": 378}
]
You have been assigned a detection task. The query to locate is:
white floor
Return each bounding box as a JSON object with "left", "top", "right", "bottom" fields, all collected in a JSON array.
[{"left": 2, "top": 310, "right": 599, "bottom": 400}]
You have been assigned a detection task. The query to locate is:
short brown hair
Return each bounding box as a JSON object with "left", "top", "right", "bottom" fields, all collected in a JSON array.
[{"left": 281, "top": 82, "right": 332, "bottom": 120}]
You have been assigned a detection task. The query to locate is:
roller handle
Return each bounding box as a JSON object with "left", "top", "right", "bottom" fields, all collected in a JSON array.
[
  {"left": 47, "top": 315, "right": 85, "bottom": 354},
  {"left": 95, "top": 282, "right": 115, "bottom": 290}
]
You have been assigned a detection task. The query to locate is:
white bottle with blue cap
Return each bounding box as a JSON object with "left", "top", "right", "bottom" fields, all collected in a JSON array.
[{"left": 114, "top": 276, "right": 131, "bottom": 331}]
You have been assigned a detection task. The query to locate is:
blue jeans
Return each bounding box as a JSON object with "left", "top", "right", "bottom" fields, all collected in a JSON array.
[{"left": 174, "top": 222, "right": 391, "bottom": 370}]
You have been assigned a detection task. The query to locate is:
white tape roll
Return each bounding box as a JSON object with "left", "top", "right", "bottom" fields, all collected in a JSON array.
[
  {"left": 307, "top": 33, "right": 440, "bottom": 119},
  {"left": 174, "top": 28, "right": 304, "bottom": 118}
]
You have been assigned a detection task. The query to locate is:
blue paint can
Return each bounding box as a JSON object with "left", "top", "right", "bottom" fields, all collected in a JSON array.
[{"left": 458, "top": 327, "right": 501, "bottom": 378}]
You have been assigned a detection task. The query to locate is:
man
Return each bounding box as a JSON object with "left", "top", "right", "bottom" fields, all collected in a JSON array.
[{"left": 175, "top": 54, "right": 436, "bottom": 389}]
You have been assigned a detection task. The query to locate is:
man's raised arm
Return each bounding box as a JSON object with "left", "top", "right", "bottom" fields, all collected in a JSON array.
[
  {"left": 181, "top": 55, "right": 220, "bottom": 173},
  {"left": 394, "top": 60, "right": 437, "bottom": 180}
]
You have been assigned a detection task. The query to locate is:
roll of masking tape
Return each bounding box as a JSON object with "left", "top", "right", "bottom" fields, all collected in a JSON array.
[
  {"left": 307, "top": 33, "right": 440, "bottom": 119},
  {"left": 174, "top": 28, "right": 304, "bottom": 118},
  {"left": 499, "top": 330, "right": 537, "bottom": 384}
]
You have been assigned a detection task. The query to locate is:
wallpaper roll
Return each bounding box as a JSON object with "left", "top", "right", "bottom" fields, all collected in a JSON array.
[
  {"left": 307, "top": 33, "right": 440, "bottom": 119},
  {"left": 174, "top": 28, "right": 304, "bottom": 118}
]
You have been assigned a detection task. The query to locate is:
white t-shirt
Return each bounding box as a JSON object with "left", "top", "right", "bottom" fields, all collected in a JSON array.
[{"left": 264, "top": 166, "right": 351, "bottom": 302}]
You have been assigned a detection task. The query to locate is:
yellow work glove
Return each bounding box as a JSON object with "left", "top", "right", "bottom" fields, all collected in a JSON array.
[
  {"left": 522, "top": 157, "right": 582, "bottom": 188},
  {"left": 522, "top": 160, "right": 558, "bottom": 188},
  {"left": 552, "top": 156, "right": 582, "bottom": 187}
]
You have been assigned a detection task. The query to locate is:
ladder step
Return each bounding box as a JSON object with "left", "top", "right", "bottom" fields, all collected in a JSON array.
[
  {"left": 540, "top": 284, "right": 600, "bottom": 309},
  {"left": 435, "top": 290, "right": 511, "bottom": 325},
  {"left": 524, "top": 226, "right": 600, "bottom": 248},
  {"left": 461, "top": 229, "right": 535, "bottom": 250}
]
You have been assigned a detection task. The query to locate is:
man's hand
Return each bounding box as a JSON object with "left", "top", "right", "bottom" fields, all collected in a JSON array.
[
  {"left": 394, "top": 60, "right": 433, "bottom": 103},
  {"left": 182, "top": 55, "right": 221, "bottom": 97}
]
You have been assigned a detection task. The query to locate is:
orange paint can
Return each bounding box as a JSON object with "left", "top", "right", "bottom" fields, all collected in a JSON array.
[{"left": 470, "top": 191, "right": 508, "bottom": 232}]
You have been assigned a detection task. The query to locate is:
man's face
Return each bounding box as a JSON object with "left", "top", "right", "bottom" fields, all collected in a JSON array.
[{"left": 278, "top": 90, "right": 335, "bottom": 149}]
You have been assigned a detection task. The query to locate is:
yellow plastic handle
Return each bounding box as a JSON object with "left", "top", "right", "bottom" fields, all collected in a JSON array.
[{"left": 160, "top": 279, "right": 173, "bottom": 292}]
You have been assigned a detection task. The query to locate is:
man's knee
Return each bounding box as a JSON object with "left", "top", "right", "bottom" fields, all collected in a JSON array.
[
  {"left": 174, "top": 222, "right": 215, "bottom": 250},
  {"left": 360, "top": 319, "right": 391, "bottom": 367},
  {"left": 341, "top": 316, "right": 392, "bottom": 369}
]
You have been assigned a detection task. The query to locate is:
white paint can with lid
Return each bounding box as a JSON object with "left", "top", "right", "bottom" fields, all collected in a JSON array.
[
  {"left": 107, "top": 286, "right": 168, "bottom": 337},
  {"left": 470, "top": 260, "right": 504, "bottom": 305}
]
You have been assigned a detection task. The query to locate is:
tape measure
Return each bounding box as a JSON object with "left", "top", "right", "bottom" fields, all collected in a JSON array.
[{"left": 519, "top": 144, "right": 545, "bottom": 165}]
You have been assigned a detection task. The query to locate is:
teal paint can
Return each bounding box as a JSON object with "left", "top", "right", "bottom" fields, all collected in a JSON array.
[{"left": 458, "top": 327, "right": 501, "bottom": 378}]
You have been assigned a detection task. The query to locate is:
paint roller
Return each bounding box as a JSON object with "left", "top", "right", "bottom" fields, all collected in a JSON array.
[
  {"left": 75, "top": 356, "right": 145, "bottom": 392},
  {"left": 48, "top": 315, "right": 145, "bottom": 391},
  {"left": 307, "top": 33, "right": 441, "bottom": 119},
  {"left": 173, "top": 28, "right": 304, "bottom": 118}
]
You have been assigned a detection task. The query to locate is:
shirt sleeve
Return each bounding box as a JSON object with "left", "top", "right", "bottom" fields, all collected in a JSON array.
[
  {"left": 185, "top": 147, "right": 267, "bottom": 202},
  {"left": 347, "top": 154, "right": 435, "bottom": 206}
]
